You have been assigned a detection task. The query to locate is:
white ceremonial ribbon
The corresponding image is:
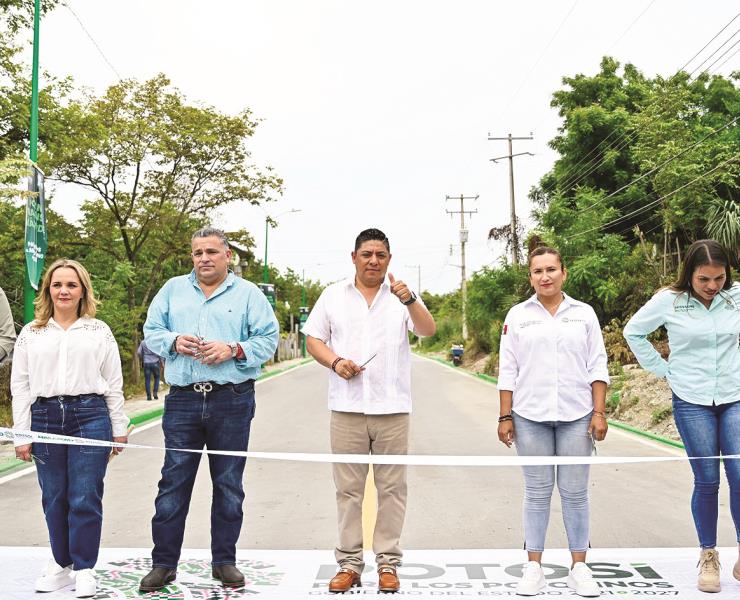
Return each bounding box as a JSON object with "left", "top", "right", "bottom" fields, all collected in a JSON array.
[{"left": 3, "top": 427, "right": 739, "bottom": 467}]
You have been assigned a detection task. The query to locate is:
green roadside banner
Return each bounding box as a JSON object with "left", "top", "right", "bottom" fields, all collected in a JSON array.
[{"left": 25, "top": 164, "right": 47, "bottom": 290}]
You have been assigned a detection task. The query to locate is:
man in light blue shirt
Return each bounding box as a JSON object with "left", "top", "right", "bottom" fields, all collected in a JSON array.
[{"left": 139, "top": 227, "right": 279, "bottom": 592}]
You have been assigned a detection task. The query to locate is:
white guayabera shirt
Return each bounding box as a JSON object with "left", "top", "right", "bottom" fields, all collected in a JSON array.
[
  {"left": 497, "top": 293, "right": 610, "bottom": 423},
  {"left": 10, "top": 316, "right": 129, "bottom": 446},
  {"left": 303, "top": 277, "right": 424, "bottom": 414}
]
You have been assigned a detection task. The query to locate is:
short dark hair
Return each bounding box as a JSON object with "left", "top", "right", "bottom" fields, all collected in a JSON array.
[
  {"left": 671, "top": 239, "right": 732, "bottom": 293},
  {"left": 192, "top": 226, "right": 229, "bottom": 249},
  {"left": 527, "top": 245, "right": 564, "bottom": 270},
  {"left": 355, "top": 228, "right": 390, "bottom": 252}
]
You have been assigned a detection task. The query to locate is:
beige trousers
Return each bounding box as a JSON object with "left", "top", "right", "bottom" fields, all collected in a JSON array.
[{"left": 330, "top": 411, "right": 409, "bottom": 572}]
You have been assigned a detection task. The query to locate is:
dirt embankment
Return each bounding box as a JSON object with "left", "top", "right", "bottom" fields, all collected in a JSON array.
[{"left": 611, "top": 364, "right": 679, "bottom": 442}]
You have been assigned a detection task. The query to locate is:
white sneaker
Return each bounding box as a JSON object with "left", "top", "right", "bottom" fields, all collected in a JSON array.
[
  {"left": 567, "top": 562, "right": 600, "bottom": 597},
  {"left": 74, "top": 569, "right": 97, "bottom": 598},
  {"left": 35, "top": 560, "right": 75, "bottom": 592},
  {"left": 516, "top": 561, "right": 546, "bottom": 596}
]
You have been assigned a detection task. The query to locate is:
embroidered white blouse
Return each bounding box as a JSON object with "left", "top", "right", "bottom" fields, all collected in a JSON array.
[
  {"left": 11, "top": 317, "right": 129, "bottom": 446},
  {"left": 497, "top": 293, "right": 610, "bottom": 422}
]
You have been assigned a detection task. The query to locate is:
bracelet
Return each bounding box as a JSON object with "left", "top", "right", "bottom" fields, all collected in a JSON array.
[
  {"left": 330, "top": 357, "right": 344, "bottom": 372},
  {"left": 498, "top": 414, "right": 513, "bottom": 423},
  {"left": 593, "top": 411, "right": 606, "bottom": 419}
]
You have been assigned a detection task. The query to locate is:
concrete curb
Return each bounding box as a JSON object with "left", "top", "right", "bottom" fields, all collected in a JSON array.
[
  {"left": 0, "top": 358, "right": 316, "bottom": 478},
  {"left": 415, "top": 352, "right": 685, "bottom": 452}
]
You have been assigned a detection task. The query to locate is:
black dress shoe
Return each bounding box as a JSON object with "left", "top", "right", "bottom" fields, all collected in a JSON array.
[
  {"left": 212, "top": 564, "right": 245, "bottom": 587},
  {"left": 139, "top": 567, "right": 177, "bottom": 592}
]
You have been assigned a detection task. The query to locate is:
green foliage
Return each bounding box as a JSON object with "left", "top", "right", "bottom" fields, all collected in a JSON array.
[
  {"left": 465, "top": 264, "right": 529, "bottom": 352},
  {"left": 32, "top": 75, "right": 284, "bottom": 375},
  {"left": 602, "top": 318, "right": 633, "bottom": 365},
  {"left": 606, "top": 390, "right": 621, "bottom": 414},
  {"left": 651, "top": 405, "right": 673, "bottom": 425}
]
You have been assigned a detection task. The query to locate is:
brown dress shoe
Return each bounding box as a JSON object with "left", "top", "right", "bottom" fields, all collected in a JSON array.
[
  {"left": 212, "top": 564, "right": 245, "bottom": 588},
  {"left": 329, "top": 568, "right": 361, "bottom": 593},
  {"left": 378, "top": 565, "right": 400, "bottom": 593}
]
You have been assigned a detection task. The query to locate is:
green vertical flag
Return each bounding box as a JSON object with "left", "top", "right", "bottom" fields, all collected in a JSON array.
[{"left": 25, "top": 164, "right": 47, "bottom": 290}]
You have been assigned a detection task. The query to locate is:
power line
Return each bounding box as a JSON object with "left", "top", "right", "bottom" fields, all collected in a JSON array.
[
  {"left": 701, "top": 36, "right": 740, "bottom": 74},
  {"left": 552, "top": 56, "right": 738, "bottom": 205},
  {"left": 565, "top": 153, "right": 739, "bottom": 239},
  {"left": 498, "top": 0, "right": 580, "bottom": 124},
  {"left": 677, "top": 11, "right": 739, "bottom": 72},
  {"left": 688, "top": 28, "right": 740, "bottom": 77},
  {"left": 548, "top": 13, "right": 740, "bottom": 198},
  {"left": 709, "top": 45, "right": 740, "bottom": 74},
  {"left": 64, "top": 2, "right": 123, "bottom": 80},
  {"left": 531, "top": 0, "right": 659, "bottom": 136},
  {"left": 571, "top": 115, "right": 738, "bottom": 217},
  {"left": 603, "top": 0, "right": 658, "bottom": 55}
]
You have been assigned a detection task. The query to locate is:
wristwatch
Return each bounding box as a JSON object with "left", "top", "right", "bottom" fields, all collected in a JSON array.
[
  {"left": 228, "top": 342, "right": 239, "bottom": 358},
  {"left": 402, "top": 291, "right": 417, "bottom": 306}
]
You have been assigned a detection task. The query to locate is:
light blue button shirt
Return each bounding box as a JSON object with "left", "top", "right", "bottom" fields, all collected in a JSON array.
[
  {"left": 623, "top": 282, "right": 740, "bottom": 405},
  {"left": 144, "top": 271, "right": 279, "bottom": 386}
]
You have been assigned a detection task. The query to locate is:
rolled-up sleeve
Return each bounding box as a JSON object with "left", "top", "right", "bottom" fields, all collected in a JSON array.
[
  {"left": 237, "top": 289, "right": 280, "bottom": 369},
  {"left": 100, "top": 327, "right": 129, "bottom": 437},
  {"left": 302, "top": 291, "right": 330, "bottom": 343},
  {"left": 585, "top": 308, "right": 610, "bottom": 384},
  {"left": 624, "top": 292, "right": 669, "bottom": 378},
  {"left": 497, "top": 311, "right": 518, "bottom": 392}
]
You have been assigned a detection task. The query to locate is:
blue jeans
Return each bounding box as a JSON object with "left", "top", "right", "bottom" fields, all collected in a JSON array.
[
  {"left": 31, "top": 394, "right": 112, "bottom": 570},
  {"left": 671, "top": 393, "right": 740, "bottom": 548},
  {"left": 512, "top": 411, "right": 593, "bottom": 552},
  {"left": 151, "top": 381, "right": 256, "bottom": 568},
  {"left": 143, "top": 363, "right": 160, "bottom": 399}
]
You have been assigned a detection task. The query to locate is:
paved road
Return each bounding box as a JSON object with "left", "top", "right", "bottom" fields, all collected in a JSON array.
[{"left": 0, "top": 356, "right": 736, "bottom": 552}]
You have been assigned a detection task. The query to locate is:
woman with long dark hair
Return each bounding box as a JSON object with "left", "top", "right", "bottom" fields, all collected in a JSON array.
[
  {"left": 11, "top": 259, "right": 129, "bottom": 598},
  {"left": 497, "top": 246, "right": 609, "bottom": 597},
  {"left": 624, "top": 239, "right": 740, "bottom": 593}
]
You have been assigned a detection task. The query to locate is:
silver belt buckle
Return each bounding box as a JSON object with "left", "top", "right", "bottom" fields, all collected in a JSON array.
[{"left": 193, "top": 382, "right": 213, "bottom": 393}]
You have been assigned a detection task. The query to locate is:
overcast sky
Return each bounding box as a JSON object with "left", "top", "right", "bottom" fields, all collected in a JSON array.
[{"left": 24, "top": 1, "right": 740, "bottom": 294}]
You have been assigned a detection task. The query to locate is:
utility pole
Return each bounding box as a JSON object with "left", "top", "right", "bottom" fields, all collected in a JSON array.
[
  {"left": 405, "top": 264, "right": 421, "bottom": 294},
  {"left": 23, "top": 0, "right": 42, "bottom": 324},
  {"left": 446, "top": 194, "right": 478, "bottom": 341},
  {"left": 488, "top": 133, "right": 533, "bottom": 265}
]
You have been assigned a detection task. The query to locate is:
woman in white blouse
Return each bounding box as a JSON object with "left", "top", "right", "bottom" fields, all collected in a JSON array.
[
  {"left": 497, "top": 246, "right": 609, "bottom": 598},
  {"left": 11, "top": 259, "right": 129, "bottom": 599}
]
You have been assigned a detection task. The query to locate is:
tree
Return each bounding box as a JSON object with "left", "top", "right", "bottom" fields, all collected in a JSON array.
[
  {"left": 1, "top": 0, "right": 68, "bottom": 162},
  {"left": 39, "top": 75, "right": 283, "bottom": 378}
]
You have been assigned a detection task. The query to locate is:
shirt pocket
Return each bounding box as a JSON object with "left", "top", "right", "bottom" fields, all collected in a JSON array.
[{"left": 558, "top": 319, "right": 587, "bottom": 353}]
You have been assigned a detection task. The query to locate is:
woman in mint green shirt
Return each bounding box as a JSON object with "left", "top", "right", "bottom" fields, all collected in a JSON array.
[{"left": 624, "top": 239, "right": 739, "bottom": 594}]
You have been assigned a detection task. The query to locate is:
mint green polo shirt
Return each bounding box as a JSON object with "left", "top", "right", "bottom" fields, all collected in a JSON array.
[{"left": 623, "top": 282, "right": 740, "bottom": 405}]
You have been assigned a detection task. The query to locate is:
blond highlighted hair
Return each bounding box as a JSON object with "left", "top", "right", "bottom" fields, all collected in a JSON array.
[{"left": 33, "top": 259, "right": 99, "bottom": 328}]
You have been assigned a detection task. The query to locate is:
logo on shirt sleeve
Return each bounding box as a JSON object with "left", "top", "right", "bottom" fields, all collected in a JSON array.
[{"left": 503, "top": 324, "right": 508, "bottom": 335}]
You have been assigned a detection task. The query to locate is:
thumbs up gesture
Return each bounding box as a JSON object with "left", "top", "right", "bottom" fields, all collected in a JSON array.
[{"left": 388, "top": 273, "right": 414, "bottom": 304}]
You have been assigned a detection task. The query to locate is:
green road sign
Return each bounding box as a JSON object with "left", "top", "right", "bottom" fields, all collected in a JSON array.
[{"left": 258, "top": 282, "right": 276, "bottom": 308}]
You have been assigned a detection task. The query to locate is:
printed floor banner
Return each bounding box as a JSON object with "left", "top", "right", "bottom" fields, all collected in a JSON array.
[{"left": 1, "top": 547, "right": 738, "bottom": 599}]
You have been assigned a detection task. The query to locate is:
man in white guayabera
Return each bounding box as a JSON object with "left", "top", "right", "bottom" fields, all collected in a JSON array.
[{"left": 303, "top": 228, "right": 436, "bottom": 594}]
